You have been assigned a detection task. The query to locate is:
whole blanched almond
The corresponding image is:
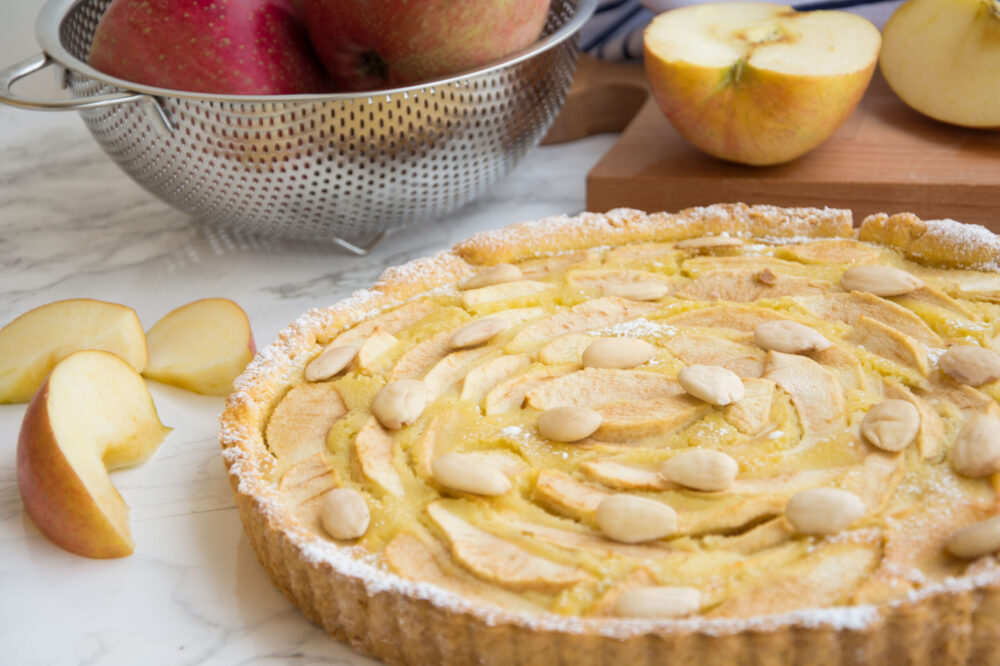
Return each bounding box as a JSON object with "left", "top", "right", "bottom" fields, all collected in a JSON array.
[
  {"left": 753, "top": 320, "right": 831, "bottom": 354},
  {"left": 946, "top": 515, "right": 1000, "bottom": 559},
  {"left": 603, "top": 282, "right": 669, "bottom": 302},
  {"left": 459, "top": 263, "right": 522, "bottom": 290},
  {"left": 939, "top": 346, "right": 1000, "bottom": 386},
  {"left": 305, "top": 344, "right": 359, "bottom": 382},
  {"left": 582, "top": 337, "right": 656, "bottom": 369},
  {"left": 320, "top": 488, "right": 370, "bottom": 540},
  {"left": 615, "top": 586, "right": 702, "bottom": 619},
  {"left": 950, "top": 413, "right": 1000, "bottom": 478},
  {"left": 840, "top": 265, "right": 924, "bottom": 297},
  {"left": 785, "top": 488, "right": 865, "bottom": 535},
  {"left": 371, "top": 379, "right": 428, "bottom": 430},
  {"left": 596, "top": 494, "right": 678, "bottom": 543},
  {"left": 677, "top": 365, "right": 745, "bottom": 406},
  {"left": 675, "top": 234, "right": 743, "bottom": 249},
  {"left": 661, "top": 449, "right": 738, "bottom": 491},
  {"left": 538, "top": 405, "right": 603, "bottom": 442},
  {"left": 449, "top": 317, "right": 509, "bottom": 349},
  {"left": 860, "top": 399, "right": 921, "bottom": 452},
  {"left": 432, "top": 453, "right": 511, "bottom": 496}
]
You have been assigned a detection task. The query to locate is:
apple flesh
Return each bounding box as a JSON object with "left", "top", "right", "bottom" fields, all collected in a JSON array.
[
  {"left": 880, "top": 0, "right": 1000, "bottom": 128},
  {"left": 17, "top": 351, "right": 171, "bottom": 558},
  {"left": 0, "top": 298, "right": 147, "bottom": 403},
  {"left": 88, "top": 0, "right": 330, "bottom": 95},
  {"left": 643, "top": 2, "right": 881, "bottom": 166},
  {"left": 143, "top": 298, "right": 255, "bottom": 396},
  {"left": 301, "top": 0, "right": 551, "bottom": 91}
]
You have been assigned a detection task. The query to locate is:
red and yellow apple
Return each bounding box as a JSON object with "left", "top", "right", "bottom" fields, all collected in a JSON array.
[
  {"left": 17, "top": 350, "right": 171, "bottom": 558},
  {"left": 880, "top": 0, "right": 1000, "bottom": 128},
  {"left": 0, "top": 298, "right": 147, "bottom": 403},
  {"left": 643, "top": 2, "right": 881, "bottom": 166},
  {"left": 143, "top": 298, "right": 255, "bottom": 396},
  {"left": 88, "top": 0, "right": 330, "bottom": 94},
  {"left": 301, "top": 0, "right": 551, "bottom": 91}
]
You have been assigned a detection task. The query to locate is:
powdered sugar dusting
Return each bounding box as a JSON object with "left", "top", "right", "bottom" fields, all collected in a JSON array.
[
  {"left": 590, "top": 318, "right": 674, "bottom": 338},
  {"left": 924, "top": 218, "right": 1000, "bottom": 271}
]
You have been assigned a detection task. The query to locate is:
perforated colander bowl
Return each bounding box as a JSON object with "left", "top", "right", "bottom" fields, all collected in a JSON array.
[{"left": 0, "top": 0, "right": 595, "bottom": 252}]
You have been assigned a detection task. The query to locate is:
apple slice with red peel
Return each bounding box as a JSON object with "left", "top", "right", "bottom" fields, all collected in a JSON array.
[
  {"left": 0, "top": 298, "right": 147, "bottom": 403},
  {"left": 17, "top": 350, "right": 171, "bottom": 558},
  {"left": 880, "top": 0, "right": 1000, "bottom": 128},
  {"left": 143, "top": 298, "right": 255, "bottom": 396},
  {"left": 643, "top": 2, "right": 881, "bottom": 165}
]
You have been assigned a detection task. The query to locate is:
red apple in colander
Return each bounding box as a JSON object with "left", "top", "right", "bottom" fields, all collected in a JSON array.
[
  {"left": 88, "top": 0, "right": 330, "bottom": 95},
  {"left": 301, "top": 0, "right": 552, "bottom": 92}
]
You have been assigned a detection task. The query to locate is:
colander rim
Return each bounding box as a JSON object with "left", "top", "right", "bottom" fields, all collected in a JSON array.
[{"left": 35, "top": 0, "right": 597, "bottom": 103}]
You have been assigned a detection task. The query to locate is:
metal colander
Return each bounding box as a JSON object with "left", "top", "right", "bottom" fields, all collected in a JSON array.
[{"left": 0, "top": 0, "right": 595, "bottom": 252}]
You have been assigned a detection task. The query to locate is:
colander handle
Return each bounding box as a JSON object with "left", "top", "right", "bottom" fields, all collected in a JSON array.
[{"left": 0, "top": 53, "right": 172, "bottom": 132}]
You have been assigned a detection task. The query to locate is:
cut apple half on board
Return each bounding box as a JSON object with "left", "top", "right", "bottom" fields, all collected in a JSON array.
[
  {"left": 143, "top": 298, "right": 255, "bottom": 396},
  {"left": 643, "top": 1, "right": 881, "bottom": 165},
  {"left": 17, "top": 350, "right": 171, "bottom": 558},
  {"left": 880, "top": 0, "right": 1000, "bottom": 128},
  {"left": 0, "top": 298, "right": 147, "bottom": 403}
]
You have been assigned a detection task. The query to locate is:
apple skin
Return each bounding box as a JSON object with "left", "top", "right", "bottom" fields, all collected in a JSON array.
[
  {"left": 301, "top": 0, "right": 551, "bottom": 91},
  {"left": 88, "top": 0, "right": 330, "bottom": 95},
  {"left": 17, "top": 351, "right": 171, "bottom": 559},
  {"left": 644, "top": 57, "right": 876, "bottom": 166}
]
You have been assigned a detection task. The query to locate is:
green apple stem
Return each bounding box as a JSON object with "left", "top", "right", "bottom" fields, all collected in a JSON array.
[{"left": 724, "top": 57, "right": 748, "bottom": 87}]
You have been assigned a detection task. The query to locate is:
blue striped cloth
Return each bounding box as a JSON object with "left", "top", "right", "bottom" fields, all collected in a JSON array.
[{"left": 580, "top": 0, "right": 902, "bottom": 62}]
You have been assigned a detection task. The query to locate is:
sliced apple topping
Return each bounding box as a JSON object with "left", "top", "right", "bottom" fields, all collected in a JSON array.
[
  {"left": 675, "top": 270, "right": 832, "bottom": 302},
  {"left": 354, "top": 417, "right": 405, "bottom": 496},
  {"left": 460, "top": 280, "right": 553, "bottom": 311},
  {"left": 427, "top": 502, "right": 588, "bottom": 591},
  {"left": 533, "top": 469, "right": 609, "bottom": 520},
  {"left": 17, "top": 351, "right": 171, "bottom": 558},
  {"left": 537, "top": 334, "right": 594, "bottom": 365},
  {"left": 506, "top": 297, "right": 659, "bottom": 350},
  {"left": 663, "top": 304, "right": 785, "bottom": 333},
  {"left": 597, "top": 395, "right": 711, "bottom": 441},
  {"left": 763, "top": 351, "right": 846, "bottom": 445},
  {"left": 0, "top": 299, "right": 148, "bottom": 403},
  {"left": 279, "top": 453, "right": 339, "bottom": 532},
  {"left": 615, "top": 586, "right": 702, "bottom": 619},
  {"left": 846, "top": 315, "right": 930, "bottom": 377},
  {"left": 266, "top": 382, "right": 347, "bottom": 465},
  {"left": 778, "top": 240, "right": 881, "bottom": 265},
  {"left": 388, "top": 328, "right": 455, "bottom": 381},
  {"left": 708, "top": 536, "right": 881, "bottom": 617},
  {"left": 384, "top": 532, "right": 543, "bottom": 612},
  {"left": 330, "top": 298, "right": 437, "bottom": 347},
  {"left": 421, "top": 347, "right": 493, "bottom": 399},
  {"left": 525, "top": 368, "right": 682, "bottom": 411},
  {"left": 798, "top": 292, "right": 942, "bottom": 346},
  {"left": 460, "top": 353, "right": 530, "bottom": 405},
  {"left": 483, "top": 365, "right": 575, "bottom": 415},
  {"left": 355, "top": 328, "right": 398, "bottom": 373},
  {"left": 723, "top": 378, "right": 775, "bottom": 434},
  {"left": 580, "top": 460, "right": 673, "bottom": 491},
  {"left": 662, "top": 334, "right": 766, "bottom": 378},
  {"left": 567, "top": 268, "right": 670, "bottom": 292}
]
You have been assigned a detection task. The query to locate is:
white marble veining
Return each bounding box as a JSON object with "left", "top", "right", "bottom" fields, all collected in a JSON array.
[{"left": 0, "top": 72, "right": 616, "bottom": 663}]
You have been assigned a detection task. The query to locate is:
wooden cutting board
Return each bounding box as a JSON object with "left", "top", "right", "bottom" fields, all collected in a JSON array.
[{"left": 545, "top": 56, "right": 1000, "bottom": 231}]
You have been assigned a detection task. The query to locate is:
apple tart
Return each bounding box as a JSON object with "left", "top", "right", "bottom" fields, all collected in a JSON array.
[{"left": 221, "top": 204, "right": 1000, "bottom": 665}]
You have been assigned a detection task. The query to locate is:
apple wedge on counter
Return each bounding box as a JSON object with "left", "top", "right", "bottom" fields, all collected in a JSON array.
[
  {"left": 17, "top": 351, "right": 172, "bottom": 559},
  {"left": 143, "top": 298, "right": 256, "bottom": 396},
  {"left": 880, "top": 0, "right": 1000, "bottom": 128},
  {"left": 0, "top": 299, "right": 147, "bottom": 403},
  {"left": 643, "top": 2, "right": 881, "bottom": 166}
]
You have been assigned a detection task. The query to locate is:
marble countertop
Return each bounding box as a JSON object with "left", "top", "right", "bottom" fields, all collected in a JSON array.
[{"left": 0, "top": 60, "right": 617, "bottom": 665}]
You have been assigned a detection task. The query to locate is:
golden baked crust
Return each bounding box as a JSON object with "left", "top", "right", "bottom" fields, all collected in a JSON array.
[{"left": 220, "top": 205, "right": 1000, "bottom": 665}]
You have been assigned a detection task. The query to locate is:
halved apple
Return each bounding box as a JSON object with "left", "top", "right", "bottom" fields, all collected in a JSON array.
[
  {"left": 880, "top": 0, "right": 1000, "bottom": 128},
  {"left": 17, "top": 350, "right": 171, "bottom": 558},
  {"left": 643, "top": 2, "right": 881, "bottom": 165},
  {"left": 143, "top": 298, "right": 255, "bottom": 396},
  {"left": 0, "top": 298, "right": 147, "bottom": 403}
]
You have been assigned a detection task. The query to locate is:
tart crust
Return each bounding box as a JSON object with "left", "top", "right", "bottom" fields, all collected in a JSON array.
[{"left": 221, "top": 204, "right": 1000, "bottom": 665}]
